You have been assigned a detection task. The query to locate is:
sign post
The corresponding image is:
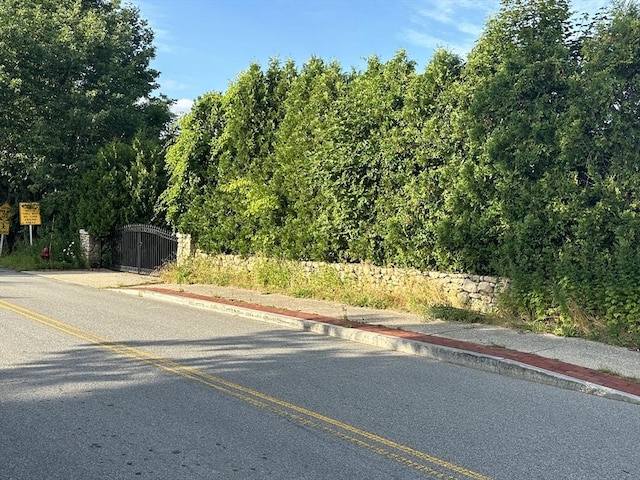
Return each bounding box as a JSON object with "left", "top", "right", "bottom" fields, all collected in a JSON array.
[
  {"left": 19, "top": 202, "right": 41, "bottom": 246},
  {"left": 0, "top": 203, "right": 11, "bottom": 256}
]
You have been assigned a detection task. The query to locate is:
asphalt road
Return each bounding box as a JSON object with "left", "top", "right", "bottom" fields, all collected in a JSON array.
[{"left": 1, "top": 269, "right": 639, "bottom": 480}]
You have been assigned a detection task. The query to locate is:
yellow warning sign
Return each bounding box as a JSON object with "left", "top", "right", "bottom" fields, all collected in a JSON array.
[{"left": 19, "top": 202, "right": 41, "bottom": 226}]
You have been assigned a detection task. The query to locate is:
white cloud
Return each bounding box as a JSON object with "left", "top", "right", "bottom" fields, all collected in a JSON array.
[
  {"left": 170, "top": 98, "right": 193, "bottom": 116},
  {"left": 400, "top": 28, "right": 474, "bottom": 56},
  {"left": 417, "top": 8, "right": 453, "bottom": 25},
  {"left": 128, "top": 1, "right": 187, "bottom": 55},
  {"left": 162, "top": 78, "right": 191, "bottom": 92},
  {"left": 401, "top": 29, "right": 443, "bottom": 50},
  {"left": 417, "top": 0, "right": 499, "bottom": 24},
  {"left": 153, "top": 29, "right": 181, "bottom": 55},
  {"left": 403, "top": 1, "right": 499, "bottom": 56},
  {"left": 403, "top": 0, "right": 610, "bottom": 58},
  {"left": 571, "top": 0, "right": 610, "bottom": 15},
  {"left": 458, "top": 22, "right": 484, "bottom": 37}
]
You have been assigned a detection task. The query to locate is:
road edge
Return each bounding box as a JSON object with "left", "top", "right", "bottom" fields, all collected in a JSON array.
[{"left": 117, "top": 287, "right": 640, "bottom": 406}]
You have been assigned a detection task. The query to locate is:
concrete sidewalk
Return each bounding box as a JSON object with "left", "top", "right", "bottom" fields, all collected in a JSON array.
[{"left": 28, "top": 269, "right": 640, "bottom": 404}]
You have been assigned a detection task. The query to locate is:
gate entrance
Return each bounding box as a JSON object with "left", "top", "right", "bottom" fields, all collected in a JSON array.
[{"left": 109, "top": 224, "right": 177, "bottom": 274}]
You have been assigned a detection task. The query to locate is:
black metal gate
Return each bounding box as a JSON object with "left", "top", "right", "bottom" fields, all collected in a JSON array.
[{"left": 110, "top": 224, "right": 177, "bottom": 275}]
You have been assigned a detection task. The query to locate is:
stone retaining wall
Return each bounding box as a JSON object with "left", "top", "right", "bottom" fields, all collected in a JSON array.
[
  {"left": 425, "top": 271, "right": 509, "bottom": 312},
  {"left": 181, "top": 239, "right": 508, "bottom": 312}
]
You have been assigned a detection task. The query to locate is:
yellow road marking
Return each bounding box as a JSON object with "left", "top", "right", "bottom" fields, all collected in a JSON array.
[{"left": 0, "top": 299, "right": 493, "bottom": 480}]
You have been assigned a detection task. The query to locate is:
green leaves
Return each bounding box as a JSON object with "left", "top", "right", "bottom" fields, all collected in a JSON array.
[
  {"left": 76, "top": 133, "right": 166, "bottom": 236},
  {"left": 0, "top": 0, "right": 170, "bottom": 240},
  {"left": 161, "top": 1, "right": 640, "bottom": 344}
]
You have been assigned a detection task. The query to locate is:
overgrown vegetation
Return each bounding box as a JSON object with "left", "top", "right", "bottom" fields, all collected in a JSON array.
[
  {"left": 160, "top": 255, "right": 636, "bottom": 346},
  {"left": 3, "top": 1, "right": 640, "bottom": 348},
  {"left": 161, "top": 256, "right": 447, "bottom": 315},
  {"left": 0, "top": 232, "right": 83, "bottom": 271},
  {"left": 160, "top": 1, "right": 640, "bottom": 348},
  {"left": 0, "top": 0, "right": 172, "bottom": 254}
]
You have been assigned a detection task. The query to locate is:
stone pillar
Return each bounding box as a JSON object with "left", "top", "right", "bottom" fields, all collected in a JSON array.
[
  {"left": 79, "top": 229, "right": 101, "bottom": 268},
  {"left": 177, "top": 233, "right": 194, "bottom": 265}
]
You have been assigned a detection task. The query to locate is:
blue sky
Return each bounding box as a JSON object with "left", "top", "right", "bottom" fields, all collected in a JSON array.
[{"left": 128, "top": 0, "right": 610, "bottom": 115}]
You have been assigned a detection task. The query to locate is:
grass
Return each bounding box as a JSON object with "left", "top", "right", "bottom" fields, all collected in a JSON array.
[
  {"left": 425, "top": 304, "right": 500, "bottom": 325},
  {"left": 0, "top": 236, "right": 84, "bottom": 272},
  {"left": 157, "top": 255, "right": 640, "bottom": 350},
  {"left": 4, "top": 236, "right": 638, "bottom": 349},
  {"left": 160, "top": 256, "right": 587, "bottom": 333},
  {"left": 160, "top": 256, "right": 450, "bottom": 316},
  {"left": 0, "top": 250, "right": 79, "bottom": 271}
]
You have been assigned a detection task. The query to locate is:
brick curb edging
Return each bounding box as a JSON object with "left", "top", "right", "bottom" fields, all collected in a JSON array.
[{"left": 125, "top": 287, "right": 640, "bottom": 405}]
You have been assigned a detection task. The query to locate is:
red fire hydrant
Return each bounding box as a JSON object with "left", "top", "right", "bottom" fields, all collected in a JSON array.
[{"left": 40, "top": 246, "right": 50, "bottom": 261}]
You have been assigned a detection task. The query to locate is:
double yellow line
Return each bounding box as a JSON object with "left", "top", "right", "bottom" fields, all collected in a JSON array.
[{"left": 0, "top": 298, "right": 493, "bottom": 480}]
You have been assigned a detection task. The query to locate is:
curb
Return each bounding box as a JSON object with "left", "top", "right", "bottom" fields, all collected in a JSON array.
[{"left": 118, "top": 287, "right": 640, "bottom": 406}]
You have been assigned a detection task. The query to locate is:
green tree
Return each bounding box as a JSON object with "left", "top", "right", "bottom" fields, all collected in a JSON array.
[
  {"left": 377, "top": 49, "right": 464, "bottom": 269},
  {"left": 207, "top": 59, "right": 296, "bottom": 254},
  {"left": 557, "top": 1, "right": 640, "bottom": 339},
  {"left": 162, "top": 92, "right": 227, "bottom": 234},
  {"left": 164, "top": 60, "right": 297, "bottom": 255},
  {"left": 437, "top": 0, "right": 575, "bottom": 278},
  {"left": 269, "top": 57, "right": 347, "bottom": 260},
  {"left": 315, "top": 52, "right": 416, "bottom": 264},
  {"left": 0, "top": 0, "right": 170, "bottom": 238},
  {"left": 76, "top": 133, "right": 167, "bottom": 236}
]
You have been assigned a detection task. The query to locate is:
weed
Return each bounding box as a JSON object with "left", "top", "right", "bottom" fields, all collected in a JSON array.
[
  {"left": 255, "top": 258, "right": 292, "bottom": 290},
  {"left": 341, "top": 308, "right": 355, "bottom": 328},
  {"left": 292, "top": 287, "right": 314, "bottom": 298},
  {"left": 519, "top": 320, "right": 549, "bottom": 334},
  {"left": 160, "top": 256, "right": 449, "bottom": 316},
  {"left": 159, "top": 255, "right": 639, "bottom": 350},
  {"left": 426, "top": 304, "right": 497, "bottom": 324},
  {"left": 0, "top": 249, "right": 78, "bottom": 271}
]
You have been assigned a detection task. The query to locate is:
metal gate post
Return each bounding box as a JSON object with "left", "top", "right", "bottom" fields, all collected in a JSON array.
[{"left": 136, "top": 230, "right": 142, "bottom": 274}]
